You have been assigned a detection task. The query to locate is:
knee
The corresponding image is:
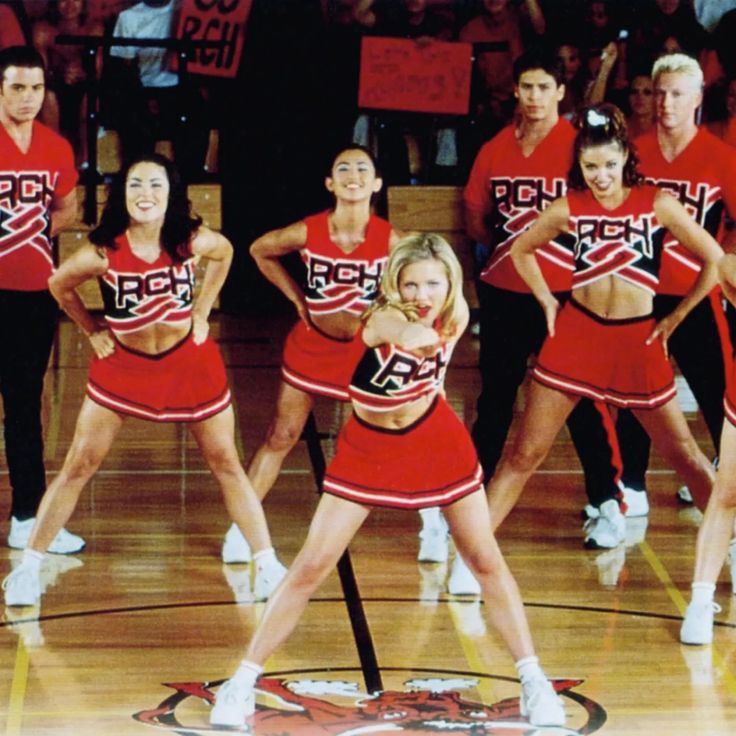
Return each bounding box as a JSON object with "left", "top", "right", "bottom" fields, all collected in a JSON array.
[
  {"left": 713, "top": 477, "right": 736, "bottom": 509},
  {"left": 461, "top": 549, "right": 504, "bottom": 582},
  {"left": 290, "top": 552, "right": 333, "bottom": 590},
  {"left": 264, "top": 418, "right": 304, "bottom": 454},
  {"left": 505, "top": 440, "right": 547, "bottom": 476},
  {"left": 62, "top": 442, "right": 106, "bottom": 481},
  {"left": 203, "top": 444, "right": 244, "bottom": 478}
]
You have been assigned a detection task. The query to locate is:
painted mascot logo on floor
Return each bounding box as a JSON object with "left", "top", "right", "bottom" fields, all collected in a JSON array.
[{"left": 134, "top": 668, "right": 605, "bottom": 734}]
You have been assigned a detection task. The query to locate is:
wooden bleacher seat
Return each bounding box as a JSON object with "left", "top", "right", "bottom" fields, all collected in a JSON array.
[
  {"left": 387, "top": 186, "right": 477, "bottom": 307},
  {"left": 96, "top": 128, "right": 218, "bottom": 175},
  {"left": 58, "top": 183, "right": 222, "bottom": 309}
]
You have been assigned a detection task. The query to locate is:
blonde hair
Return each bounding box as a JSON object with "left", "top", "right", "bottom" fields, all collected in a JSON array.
[
  {"left": 652, "top": 53, "right": 703, "bottom": 89},
  {"left": 363, "top": 233, "right": 465, "bottom": 337}
]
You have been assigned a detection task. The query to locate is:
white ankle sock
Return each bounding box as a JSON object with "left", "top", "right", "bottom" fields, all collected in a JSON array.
[
  {"left": 232, "top": 659, "right": 263, "bottom": 688},
  {"left": 253, "top": 547, "right": 278, "bottom": 571},
  {"left": 515, "top": 655, "right": 545, "bottom": 683},
  {"left": 691, "top": 582, "right": 716, "bottom": 605},
  {"left": 22, "top": 549, "right": 44, "bottom": 571}
]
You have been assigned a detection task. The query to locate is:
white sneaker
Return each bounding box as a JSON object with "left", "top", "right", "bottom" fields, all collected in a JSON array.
[
  {"left": 583, "top": 499, "right": 625, "bottom": 549},
  {"left": 210, "top": 678, "right": 255, "bottom": 726},
  {"left": 680, "top": 601, "right": 722, "bottom": 645},
  {"left": 728, "top": 540, "right": 736, "bottom": 594},
  {"left": 520, "top": 677, "right": 566, "bottom": 727},
  {"left": 222, "top": 523, "right": 252, "bottom": 564},
  {"left": 447, "top": 555, "right": 481, "bottom": 596},
  {"left": 2, "top": 564, "right": 41, "bottom": 607},
  {"left": 584, "top": 486, "right": 648, "bottom": 519},
  {"left": 417, "top": 524, "right": 449, "bottom": 563},
  {"left": 7, "top": 517, "right": 85, "bottom": 555},
  {"left": 253, "top": 559, "right": 287, "bottom": 601},
  {"left": 621, "top": 486, "right": 649, "bottom": 517}
]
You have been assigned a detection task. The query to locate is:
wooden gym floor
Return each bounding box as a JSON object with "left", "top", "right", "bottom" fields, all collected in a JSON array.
[{"left": 0, "top": 312, "right": 735, "bottom": 735}]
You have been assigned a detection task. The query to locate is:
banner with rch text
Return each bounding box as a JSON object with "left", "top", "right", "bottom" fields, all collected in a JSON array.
[
  {"left": 358, "top": 36, "right": 472, "bottom": 115},
  {"left": 176, "top": 0, "right": 253, "bottom": 78}
]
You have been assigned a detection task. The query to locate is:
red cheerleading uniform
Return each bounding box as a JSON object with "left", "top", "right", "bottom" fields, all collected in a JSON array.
[
  {"left": 323, "top": 335, "right": 483, "bottom": 510},
  {"left": 282, "top": 211, "right": 391, "bottom": 400},
  {"left": 534, "top": 186, "right": 677, "bottom": 409},
  {"left": 635, "top": 127, "right": 736, "bottom": 295},
  {"left": 0, "top": 121, "right": 78, "bottom": 291},
  {"left": 724, "top": 374, "right": 736, "bottom": 427},
  {"left": 87, "top": 234, "right": 231, "bottom": 422},
  {"left": 463, "top": 118, "right": 576, "bottom": 293}
]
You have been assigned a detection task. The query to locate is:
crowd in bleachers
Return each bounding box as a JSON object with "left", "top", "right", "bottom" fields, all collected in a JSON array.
[{"left": 3, "top": 0, "right": 736, "bottom": 186}]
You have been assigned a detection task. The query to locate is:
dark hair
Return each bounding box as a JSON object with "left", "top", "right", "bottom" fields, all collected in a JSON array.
[
  {"left": 45, "top": 0, "right": 88, "bottom": 26},
  {"left": 568, "top": 103, "right": 644, "bottom": 190},
  {"left": 89, "top": 153, "right": 202, "bottom": 263},
  {"left": 325, "top": 144, "right": 381, "bottom": 178},
  {"left": 0, "top": 46, "right": 45, "bottom": 83},
  {"left": 513, "top": 46, "right": 565, "bottom": 87}
]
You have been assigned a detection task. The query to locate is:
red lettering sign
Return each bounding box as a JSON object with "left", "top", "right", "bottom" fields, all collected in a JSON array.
[
  {"left": 176, "top": 0, "right": 252, "bottom": 78},
  {"left": 358, "top": 36, "right": 472, "bottom": 115}
]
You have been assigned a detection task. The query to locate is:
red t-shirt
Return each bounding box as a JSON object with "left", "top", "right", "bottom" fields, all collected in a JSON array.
[
  {"left": 464, "top": 118, "right": 575, "bottom": 293},
  {"left": 635, "top": 126, "right": 736, "bottom": 295},
  {"left": 0, "top": 121, "right": 78, "bottom": 291}
]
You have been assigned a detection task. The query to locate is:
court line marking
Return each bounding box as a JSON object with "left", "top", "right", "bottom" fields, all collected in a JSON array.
[
  {"left": 5, "top": 639, "right": 30, "bottom": 736},
  {"left": 447, "top": 601, "right": 498, "bottom": 703},
  {"left": 5, "top": 596, "right": 732, "bottom": 629}
]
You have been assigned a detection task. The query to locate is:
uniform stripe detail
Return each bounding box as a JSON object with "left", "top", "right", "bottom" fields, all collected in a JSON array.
[
  {"left": 532, "top": 366, "right": 677, "bottom": 409},
  {"left": 323, "top": 467, "right": 484, "bottom": 509},
  {"left": 86, "top": 383, "right": 231, "bottom": 422},
  {"left": 281, "top": 366, "right": 350, "bottom": 401}
]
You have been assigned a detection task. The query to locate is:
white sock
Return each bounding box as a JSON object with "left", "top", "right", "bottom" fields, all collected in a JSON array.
[
  {"left": 22, "top": 549, "right": 44, "bottom": 571},
  {"left": 691, "top": 582, "right": 716, "bottom": 605},
  {"left": 515, "top": 655, "right": 545, "bottom": 683},
  {"left": 253, "top": 547, "right": 278, "bottom": 571},
  {"left": 231, "top": 659, "right": 263, "bottom": 688},
  {"left": 419, "top": 507, "right": 444, "bottom": 529}
]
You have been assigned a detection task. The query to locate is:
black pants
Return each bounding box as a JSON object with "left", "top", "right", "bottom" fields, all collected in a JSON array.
[
  {"left": 0, "top": 290, "right": 58, "bottom": 520},
  {"left": 471, "top": 282, "right": 621, "bottom": 506},
  {"left": 616, "top": 291, "right": 732, "bottom": 489}
]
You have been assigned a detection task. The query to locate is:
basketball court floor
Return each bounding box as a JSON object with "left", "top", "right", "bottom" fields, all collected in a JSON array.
[{"left": 1, "top": 313, "right": 735, "bottom": 735}]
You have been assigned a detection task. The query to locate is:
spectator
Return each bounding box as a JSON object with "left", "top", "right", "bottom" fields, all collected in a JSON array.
[
  {"left": 626, "top": 72, "right": 655, "bottom": 138},
  {"left": 0, "top": 2, "right": 27, "bottom": 49},
  {"left": 705, "top": 76, "right": 736, "bottom": 147},
  {"left": 352, "top": 0, "right": 460, "bottom": 183},
  {"left": 459, "top": 0, "right": 546, "bottom": 172},
  {"left": 106, "top": 0, "right": 208, "bottom": 181},
  {"left": 632, "top": 0, "right": 707, "bottom": 62},
  {"left": 555, "top": 39, "right": 587, "bottom": 117},
  {"left": 33, "top": 0, "right": 104, "bottom": 166}
]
